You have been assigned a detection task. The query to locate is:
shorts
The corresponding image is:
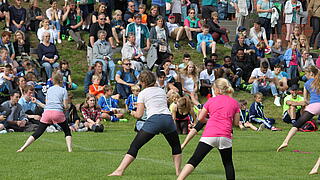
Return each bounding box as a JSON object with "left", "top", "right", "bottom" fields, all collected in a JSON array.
[
  {"left": 305, "top": 103, "right": 320, "bottom": 115},
  {"left": 40, "top": 110, "right": 66, "bottom": 124},
  {"left": 200, "top": 137, "right": 232, "bottom": 149},
  {"left": 141, "top": 114, "right": 176, "bottom": 135},
  {"left": 297, "top": 11, "right": 308, "bottom": 25},
  {"left": 170, "top": 27, "right": 186, "bottom": 39},
  {"left": 197, "top": 43, "right": 211, "bottom": 52}
]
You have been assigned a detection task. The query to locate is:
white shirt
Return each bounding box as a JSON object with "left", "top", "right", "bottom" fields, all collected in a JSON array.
[
  {"left": 199, "top": 69, "right": 215, "bottom": 84},
  {"left": 166, "top": 22, "right": 179, "bottom": 34},
  {"left": 250, "top": 68, "right": 274, "bottom": 78},
  {"left": 46, "top": 8, "right": 62, "bottom": 20},
  {"left": 182, "top": 75, "right": 195, "bottom": 93},
  {"left": 137, "top": 87, "right": 171, "bottom": 119},
  {"left": 0, "top": 73, "right": 13, "bottom": 85}
]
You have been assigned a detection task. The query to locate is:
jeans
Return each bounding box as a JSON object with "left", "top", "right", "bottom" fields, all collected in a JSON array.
[
  {"left": 93, "top": 59, "right": 115, "bottom": 81},
  {"left": 259, "top": 17, "right": 271, "bottom": 40},
  {"left": 249, "top": 38, "right": 273, "bottom": 47},
  {"left": 10, "top": 25, "right": 26, "bottom": 32},
  {"left": 310, "top": 16, "right": 320, "bottom": 47},
  {"left": 42, "top": 62, "right": 59, "bottom": 78},
  {"left": 116, "top": 83, "right": 131, "bottom": 99},
  {"left": 50, "top": 20, "right": 61, "bottom": 32},
  {"left": 269, "top": 55, "right": 284, "bottom": 66},
  {"left": 287, "top": 65, "right": 297, "bottom": 80},
  {"left": 251, "top": 81, "right": 278, "bottom": 96}
]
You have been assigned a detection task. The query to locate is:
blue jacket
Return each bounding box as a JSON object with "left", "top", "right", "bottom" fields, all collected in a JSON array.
[
  {"left": 249, "top": 102, "right": 266, "bottom": 121},
  {"left": 283, "top": 48, "right": 301, "bottom": 67}
]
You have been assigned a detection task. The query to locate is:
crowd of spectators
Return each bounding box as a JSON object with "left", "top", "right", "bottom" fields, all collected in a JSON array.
[{"left": 0, "top": 0, "right": 320, "bottom": 134}]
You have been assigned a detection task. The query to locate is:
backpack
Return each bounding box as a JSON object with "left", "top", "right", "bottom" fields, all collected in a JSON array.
[{"left": 299, "top": 120, "right": 318, "bottom": 132}]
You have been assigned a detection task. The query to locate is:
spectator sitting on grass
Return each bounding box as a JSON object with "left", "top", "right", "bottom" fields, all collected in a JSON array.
[
  {"left": 0, "top": 48, "right": 14, "bottom": 68},
  {"left": 249, "top": 92, "right": 282, "bottom": 131},
  {"left": 196, "top": 24, "right": 216, "bottom": 61},
  {"left": 59, "top": 60, "right": 77, "bottom": 90},
  {"left": 208, "top": 11, "right": 232, "bottom": 49},
  {"left": 249, "top": 20, "right": 272, "bottom": 49},
  {"left": 111, "top": 10, "right": 126, "bottom": 46},
  {"left": 115, "top": 59, "right": 140, "bottom": 99},
  {"left": 178, "top": 53, "right": 191, "bottom": 69},
  {"left": 232, "top": 48, "right": 255, "bottom": 83},
  {"left": 299, "top": 50, "right": 315, "bottom": 81},
  {"left": 45, "top": 0, "right": 62, "bottom": 43},
  {"left": 223, "top": 56, "right": 242, "bottom": 90},
  {"left": 18, "top": 85, "right": 45, "bottom": 125},
  {"left": 121, "top": 33, "right": 145, "bottom": 72},
  {"left": 157, "top": 59, "right": 182, "bottom": 95},
  {"left": 81, "top": 94, "right": 104, "bottom": 132},
  {"left": 126, "top": 14, "right": 150, "bottom": 51},
  {"left": 199, "top": 59, "right": 215, "bottom": 97},
  {"left": 167, "top": 15, "right": 185, "bottom": 50},
  {"left": 89, "top": 75, "right": 105, "bottom": 99},
  {"left": 283, "top": 40, "right": 301, "bottom": 81},
  {"left": 184, "top": 8, "right": 201, "bottom": 49},
  {"left": 248, "top": 60, "right": 281, "bottom": 107},
  {"left": 13, "top": 30, "right": 30, "bottom": 59},
  {"left": 125, "top": 84, "right": 140, "bottom": 112},
  {"left": 9, "top": 0, "right": 27, "bottom": 32},
  {"left": 180, "top": 61, "right": 198, "bottom": 99},
  {"left": 0, "top": 31, "right": 16, "bottom": 60},
  {"left": 37, "top": 19, "right": 58, "bottom": 44},
  {"left": 93, "top": 30, "right": 115, "bottom": 82},
  {"left": 83, "top": 61, "right": 108, "bottom": 94},
  {"left": 231, "top": 33, "right": 255, "bottom": 57},
  {"left": 272, "top": 64, "right": 289, "bottom": 95},
  {"left": 209, "top": 53, "right": 223, "bottom": 69},
  {"left": 270, "top": 39, "right": 285, "bottom": 66},
  {"left": 65, "top": 92, "right": 86, "bottom": 132},
  {"left": 282, "top": 84, "right": 306, "bottom": 124},
  {"left": 98, "top": 85, "right": 124, "bottom": 122},
  {"left": 27, "top": 0, "right": 45, "bottom": 32},
  {"left": 238, "top": 99, "right": 261, "bottom": 131}
]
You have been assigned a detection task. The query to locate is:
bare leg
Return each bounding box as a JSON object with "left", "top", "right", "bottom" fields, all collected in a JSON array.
[
  {"left": 277, "top": 127, "right": 298, "bottom": 152},
  {"left": 184, "top": 26, "right": 192, "bottom": 41},
  {"left": 244, "top": 122, "right": 258, "bottom": 131},
  {"left": 66, "top": 136, "right": 72, "bottom": 152},
  {"left": 121, "top": 29, "right": 126, "bottom": 44},
  {"left": 176, "top": 27, "right": 184, "bottom": 41},
  {"left": 201, "top": 42, "right": 207, "bottom": 58},
  {"left": 177, "top": 164, "right": 195, "bottom": 180},
  {"left": 211, "top": 41, "right": 216, "bottom": 53},
  {"left": 17, "top": 136, "right": 35, "bottom": 152},
  {"left": 309, "top": 157, "right": 320, "bottom": 175},
  {"left": 173, "top": 154, "right": 182, "bottom": 176},
  {"left": 181, "top": 128, "right": 197, "bottom": 150},
  {"left": 112, "top": 28, "right": 120, "bottom": 44},
  {"left": 108, "top": 154, "right": 135, "bottom": 176}
]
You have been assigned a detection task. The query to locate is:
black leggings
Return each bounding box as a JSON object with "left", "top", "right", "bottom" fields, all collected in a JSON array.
[
  {"left": 310, "top": 16, "right": 320, "bottom": 47},
  {"left": 194, "top": 122, "right": 206, "bottom": 132},
  {"left": 32, "top": 121, "right": 72, "bottom": 140},
  {"left": 127, "top": 130, "right": 182, "bottom": 158},
  {"left": 293, "top": 111, "right": 315, "bottom": 128},
  {"left": 188, "top": 142, "right": 235, "bottom": 180},
  {"left": 175, "top": 120, "right": 188, "bottom": 134}
]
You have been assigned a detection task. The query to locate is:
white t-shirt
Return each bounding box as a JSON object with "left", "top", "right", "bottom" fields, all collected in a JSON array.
[
  {"left": 251, "top": 68, "right": 274, "bottom": 78},
  {"left": 0, "top": 73, "right": 13, "bottom": 85},
  {"left": 137, "top": 87, "right": 171, "bottom": 119},
  {"left": 166, "top": 22, "right": 179, "bottom": 34},
  {"left": 182, "top": 75, "right": 195, "bottom": 93},
  {"left": 199, "top": 69, "right": 215, "bottom": 84}
]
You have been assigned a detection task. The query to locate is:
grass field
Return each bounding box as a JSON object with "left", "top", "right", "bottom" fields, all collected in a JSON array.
[{"left": 1, "top": 1, "right": 320, "bottom": 179}]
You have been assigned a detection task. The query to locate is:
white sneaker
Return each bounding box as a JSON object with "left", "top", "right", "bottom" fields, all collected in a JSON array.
[
  {"left": 57, "top": 39, "right": 62, "bottom": 44},
  {"left": 274, "top": 96, "right": 281, "bottom": 106}
]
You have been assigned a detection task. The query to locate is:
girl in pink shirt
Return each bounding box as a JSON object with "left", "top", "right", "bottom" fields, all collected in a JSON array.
[{"left": 178, "top": 78, "right": 240, "bottom": 180}]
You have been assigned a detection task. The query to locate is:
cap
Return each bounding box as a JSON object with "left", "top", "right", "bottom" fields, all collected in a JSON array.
[{"left": 168, "top": 15, "right": 175, "bottom": 19}]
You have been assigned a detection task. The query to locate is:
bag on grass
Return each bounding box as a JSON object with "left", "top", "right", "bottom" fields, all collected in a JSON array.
[{"left": 299, "top": 120, "right": 318, "bottom": 132}]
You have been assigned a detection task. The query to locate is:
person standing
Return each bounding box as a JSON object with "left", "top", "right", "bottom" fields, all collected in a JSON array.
[
  {"left": 308, "top": 0, "right": 320, "bottom": 49},
  {"left": 257, "top": 0, "right": 273, "bottom": 40},
  {"left": 177, "top": 78, "right": 240, "bottom": 180},
  {"left": 109, "top": 71, "right": 182, "bottom": 176},
  {"left": 17, "top": 72, "right": 72, "bottom": 152}
]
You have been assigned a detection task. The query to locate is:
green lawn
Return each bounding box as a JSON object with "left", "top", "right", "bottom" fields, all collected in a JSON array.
[{"left": 1, "top": 1, "right": 320, "bottom": 179}]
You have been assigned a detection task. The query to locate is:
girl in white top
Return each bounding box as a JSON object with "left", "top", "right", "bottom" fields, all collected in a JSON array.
[
  {"left": 109, "top": 71, "right": 182, "bottom": 177},
  {"left": 37, "top": 19, "right": 58, "bottom": 44},
  {"left": 180, "top": 61, "right": 198, "bottom": 99}
]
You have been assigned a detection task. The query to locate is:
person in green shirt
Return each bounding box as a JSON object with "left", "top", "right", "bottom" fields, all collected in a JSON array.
[{"left": 282, "top": 84, "right": 306, "bottom": 124}]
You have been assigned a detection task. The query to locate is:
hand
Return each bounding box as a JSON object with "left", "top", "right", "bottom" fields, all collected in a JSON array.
[
  {"left": 70, "top": 25, "right": 76, "bottom": 29},
  {"left": 33, "top": 115, "right": 41, "bottom": 121},
  {"left": 98, "top": 86, "right": 104, "bottom": 91},
  {"left": 112, "top": 45, "right": 116, "bottom": 49},
  {"left": 31, "top": 97, "right": 37, "bottom": 103},
  {"left": 268, "top": 9, "right": 273, "bottom": 13},
  {"left": 143, "top": 47, "right": 150, "bottom": 51},
  {"left": 16, "top": 24, "right": 22, "bottom": 29},
  {"left": 50, "top": 59, "right": 55, "bottom": 64},
  {"left": 130, "top": 110, "right": 135, "bottom": 116},
  {"left": 66, "top": 5, "right": 71, "bottom": 11},
  {"left": 0, "top": 115, "right": 6, "bottom": 121},
  {"left": 17, "top": 120, "right": 26, "bottom": 127}
]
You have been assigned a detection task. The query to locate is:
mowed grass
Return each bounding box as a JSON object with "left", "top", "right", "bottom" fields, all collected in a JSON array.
[{"left": 1, "top": 1, "right": 320, "bottom": 179}]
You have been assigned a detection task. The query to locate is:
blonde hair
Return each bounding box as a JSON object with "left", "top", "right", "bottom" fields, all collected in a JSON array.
[
  {"left": 131, "top": 84, "right": 141, "bottom": 92},
  {"left": 150, "top": 5, "right": 159, "bottom": 15},
  {"left": 212, "top": 78, "right": 234, "bottom": 95},
  {"left": 14, "top": 30, "right": 25, "bottom": 41},
  {"left": 139, "top": 4, "right": 146, "bottom": 10},
  {"left": 298, "top": 34, "right": 310, "bottom": 51},
  {"left": 113, "top": 10, "right": 122, "bottom": 19},
  {"left": 181, "top": 61, "right": 198, "bottom": 82},
  {"left": 254, "top": 92, "right": 263, "bottom": 99},
  {"left": 39, "top": 19, "right": 50, "bottom": 28},
  {"left": 82, "top": 94, "right": 98, "bottom": 109},
  {"left": 211, "top": 11, "right": 218, "bottom": 18},
  {"left": 177, "top": 96, "right": 192, "bottom": 114},
  {"left": 168, "top": 91, "right": 180, "bottom": 104},
  {"left": 92, "top": 75, "right": 101, "bottom": 82},
  {"left": 52, "top": 70, "right": 63, "bottom": 86}
]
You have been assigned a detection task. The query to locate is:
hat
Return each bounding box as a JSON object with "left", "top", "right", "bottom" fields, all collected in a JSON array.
[
  {"left": 238, "top": 26, "right": 246, "bottom": 32},
  {"left": 168, "top": 15, "right": 175, "bottom": 19},
  {"left": 289, "top": 84, "right": 299, "bottom": 91}
]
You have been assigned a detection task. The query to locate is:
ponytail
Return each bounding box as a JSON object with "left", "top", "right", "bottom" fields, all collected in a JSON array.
[
  {"left": 311, "top": 71, "right": 320, "bottom": 94},
  {"left": 212, "top": 78, "right": 234, "bottom": 95}
]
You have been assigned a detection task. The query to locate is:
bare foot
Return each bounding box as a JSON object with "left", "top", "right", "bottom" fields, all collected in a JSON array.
[
  {"left": 277, "top": 143, "right": 288, "bottom": 152},
  {"left": 16, "top": 149, "right": 24, "bottom": 152},
  {"left": 309, "top": 169, "right": 318, "bottom": 175},
  {"left": 108, "top": 170, "right": 123, "bottom": 176}
]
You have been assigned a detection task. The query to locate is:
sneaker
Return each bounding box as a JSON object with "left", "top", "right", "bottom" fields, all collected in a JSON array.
[
  {"left": 46, "top": 126, "right": 55, "bottom": 133},
  {"left": 265, "top": 48, "right": 271, "bottom": 54},
  {"left": 271, "top": 127, "right": 282, "bottom": 131},
  {"left": 257, "top": 124, "right": 265, "bottom": 131},
  {"left": 77, "top": 127, "right": 88, "bottom": 132},
  {"left": 61, "top": 34, "right": 66, "bottom": 40},
  {"left": 0, "top": 130, "right": 7, "bottom": 134},
  {"left": 110, "top": 115, "right": 119, "bottom": 122},
  {"left": 188, "top": 41, "right": 196, "bottom": 49},
  {"left": 274, "top": 96, "right": 281, "bottom": 107},
  {"left": 203, "top": 57, "right": 207, "bottom": 62},
  {"left": 119, "top": 119, "right": 128, "bottom": 122},
  {"left": 7, "top": 129, "right": 14, "bottom": 133},
  {"left": 174, "top": 41, "right": 180, "bottom": 49},
  {"left": 68, "top": 36, "right": 73, "bottom": 42},
  {"left": 224, "top": 43, "right": 232, "bottom": 49},
  {"left": 57, "top": 39, "right": 62, "bottom": 44}
]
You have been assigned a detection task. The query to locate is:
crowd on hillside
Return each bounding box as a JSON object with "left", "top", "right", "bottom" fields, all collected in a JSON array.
[{"left": 0, "top": 0, "right": 319, "bottom": 134}]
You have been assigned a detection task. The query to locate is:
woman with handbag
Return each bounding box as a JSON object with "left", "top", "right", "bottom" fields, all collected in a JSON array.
[
  {"left": 284, "top": 0, "right": 303, "bottom": 42},
  {"left": 257, "top": 0, "right": 273, "bottom": 41},
  {"left": 308, "top": 0, "right": 320, "bottom": 49}
]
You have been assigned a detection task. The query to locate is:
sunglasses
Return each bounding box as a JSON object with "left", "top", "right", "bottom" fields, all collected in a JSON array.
[
  {"left": 99, "top": 18, "right": 106, "bottom": 20},
  {"left": 124, "top": 63, "right": 132, "bottom": 66},
  {"left": 129, "top": 5, "right": 135, "bottom": 7},
  {"left": 190, "top": 12, "right": 195, "bottom": 14}
]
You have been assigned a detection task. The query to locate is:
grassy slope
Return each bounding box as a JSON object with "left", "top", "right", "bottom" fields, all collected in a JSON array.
[{"left": 1, "top": 1, "right": 320, "bottom": 180}]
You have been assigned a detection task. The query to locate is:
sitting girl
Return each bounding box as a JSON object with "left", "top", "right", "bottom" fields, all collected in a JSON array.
[
  {"left": 81, "top": 94, "right": 104, "bottom": 132},
  {"left": 60, "top": 60, "right": 77, "bottom": 90},
  {"left": 111, "top": 10, "right": 126, "bottom": 46}
]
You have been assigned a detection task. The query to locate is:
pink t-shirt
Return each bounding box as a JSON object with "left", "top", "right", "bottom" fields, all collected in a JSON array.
[{"left": 202, "top": 95, "right": 240, "bottom": 139}]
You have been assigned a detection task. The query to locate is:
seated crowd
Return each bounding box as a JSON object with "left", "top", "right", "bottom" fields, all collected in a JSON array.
[{"left": 0, "top": 0, "right": 320, "bottom": 134}]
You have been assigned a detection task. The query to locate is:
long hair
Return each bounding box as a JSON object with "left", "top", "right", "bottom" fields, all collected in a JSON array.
[
  {"left": 311, "top": 71, "right": 320, "bottom": 94},
  {"left": 139, "top": 70, "right": 156, "bottom": 88},
  {"left": 82, "top": 94, "right": 98, "bottom": 109},
  {"left": 181, "top": 61, "right": 198, "bottom": 82},
  {"left": 177, "top": 96, "right": 192, "bottom": 114}
]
